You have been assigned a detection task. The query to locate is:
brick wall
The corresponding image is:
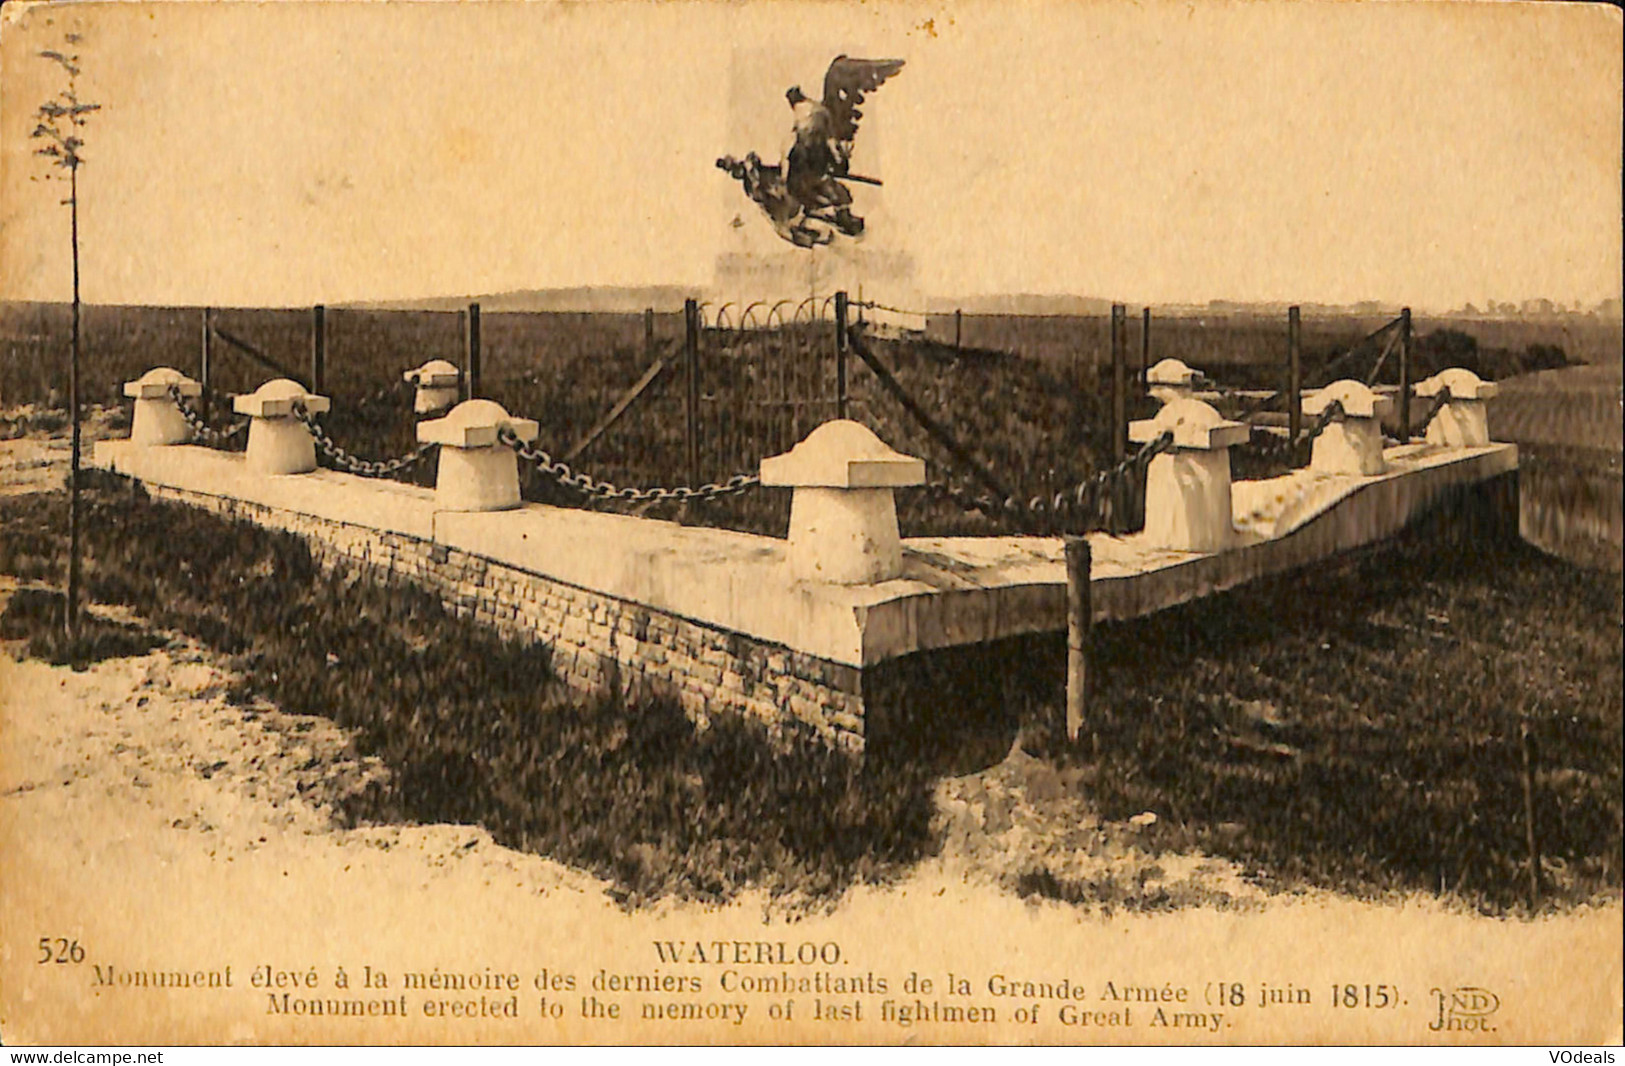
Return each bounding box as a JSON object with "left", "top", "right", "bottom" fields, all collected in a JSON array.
[{"left": 140, "top": 481, "right": 867, "bottom": 752}]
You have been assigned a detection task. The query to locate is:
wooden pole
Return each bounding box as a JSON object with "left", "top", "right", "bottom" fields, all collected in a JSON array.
[
  {"left": 311, "top": 304, "right": 326, "bottom": 395},
  {"left": 464, "top": 301, "right": 482, "bottom": 401},
  {"left": 1288, "top": 305, "right": 1303, "bottom": 441},
  {"left": 643, "top": 307, "right": 655, "bottom": 363},
  {"left": 1520, "top": 718, "right": 1542, "bottom": 911},
  {"left": 1111, "top": 304, "right": 1127, "bottom": 462},
  {"left": 1064, "top": 535, "right": 1093, "bottom": 744},
  {"left": 954, "top": 308, "right": 963, "bottom": 352},
  {"left": 1398, "top": 306, "right": 1412, "bottom": 441},
  {"left": 199, "top": 307, "right": 212, "bottom": 422},
  {"left": 684, "top": 298, "right": 700, "bottom": 487},
  {"left": 1140, "top": 306, "right": 1151, "bottom": 392},
  {"left": 834, "top": 291, "right": 849, "bottom": 420}
]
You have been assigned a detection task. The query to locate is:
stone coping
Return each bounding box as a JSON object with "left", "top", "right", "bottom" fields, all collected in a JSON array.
[{"left": 91, "top": 439, "right": 1515, "bottom": 669}]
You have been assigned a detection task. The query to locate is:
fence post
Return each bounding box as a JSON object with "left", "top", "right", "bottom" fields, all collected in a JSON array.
[
  {"left": 1288, "top": 305, "right": 1302, "bottom": 441},
  {"left": 199, "top": 307, "right": 212, "bottom": 423},
  {"left": 1398, "top": 306, "right": 1412, "bottom": 441},
  {"left": 464, "top": 302, "right": 482, "bottom": 401},
  {"left": 1140, "top": 306, "right": 1151, "bottom": 393},
  {"left": 954, "top": 308, "right": 963, "bottom": 352},
  {"left": 1520, "top": 718, "right": 1542, "bottom": 911},
  {"left": 684, "top": 298, "right": 701, "bottom": 487},
  {"left": 1064, "top": 535, "right": 1092, "bottom": 745},
  {"left": 1111, "top": 304, "right": 1128, "bottom": 462},
  {"left": 643, "top": 307, "right": 655, "bottom": 362},
  {"left": 311, "top": 304, "right": 326, "bottom": 396},
  {"left": 834, "top": 290, "right": 849, "bottom": 420}
]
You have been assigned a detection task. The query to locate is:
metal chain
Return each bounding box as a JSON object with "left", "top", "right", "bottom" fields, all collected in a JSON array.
[
  {"left": 291, "top": 402, "right": 435, "bottom": 478},
  {"left": 926, "top": 430, "right": 1175, "bottom": 532},
  {"left": 499, "top": 426, "right": 759, "bottom": 503},
  {"left": 1239, "top": 398, "right": 1345, "bottom": 461},
  {"left": 168, "top": 384, "right": 249, "bottom": 445},
  {"left": 1412, "top": 387, "right": 1452, "bottom": 432}
]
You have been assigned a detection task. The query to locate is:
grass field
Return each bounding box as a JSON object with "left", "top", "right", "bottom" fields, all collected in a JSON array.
[
  {"left": 1489, "top": 361, "right": 1623, "bottom": 570},
  {"left": 0, "top": 467, "right": 1618, "bottom": 914}
]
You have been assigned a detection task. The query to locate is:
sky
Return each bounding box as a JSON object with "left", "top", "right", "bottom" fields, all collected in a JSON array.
[{"left": 1, "top": 0, "right": 1620, "bottom": 311}]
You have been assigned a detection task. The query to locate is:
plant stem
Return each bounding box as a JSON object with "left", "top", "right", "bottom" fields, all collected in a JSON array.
[{"left": 67, "top": 160, "right": 81, "bottom": 640}]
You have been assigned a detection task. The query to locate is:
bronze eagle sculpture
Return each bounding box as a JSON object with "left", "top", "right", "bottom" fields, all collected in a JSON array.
[{"left": 717, "top": 55, "right": 905, "bottom": 248}]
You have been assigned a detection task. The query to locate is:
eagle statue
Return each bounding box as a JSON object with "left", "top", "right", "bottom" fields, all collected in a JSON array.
[{"left": 717, "top": 55, "right": 905, "bottom": 248}]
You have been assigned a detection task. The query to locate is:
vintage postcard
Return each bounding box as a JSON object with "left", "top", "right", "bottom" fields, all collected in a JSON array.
[{"left": 1, "top": 0, "right": 1621, "bottom": 1048}]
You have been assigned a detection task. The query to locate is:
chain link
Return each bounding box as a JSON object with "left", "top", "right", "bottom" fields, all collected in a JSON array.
[
  {"left": 925, "top": 429, "right": 1175, "bottom": 532},
  {"left": 290, "top": 402, "right": 435, "bottom": 478},
  {"left": 499, "top": 426, "right": 759, "bottom": 503},
  {"left": 1412, "top": 387, "right": 1452, "bottom": 432},
  {"left": 168, "top": 384, "right": 249, "bottom": 445},
  {"left": 1237, "top": 398, "right": 1346, "bottom": 462}
]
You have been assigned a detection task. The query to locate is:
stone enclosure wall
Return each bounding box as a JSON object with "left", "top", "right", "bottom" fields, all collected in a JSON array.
[{"left": 139, "top": 482, "right": 868, "bottom": 752}]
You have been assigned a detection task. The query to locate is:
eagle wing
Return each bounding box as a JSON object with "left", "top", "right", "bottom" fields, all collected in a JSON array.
[{"left": 820, "top": 56, "right": 904, "bottom": 148}]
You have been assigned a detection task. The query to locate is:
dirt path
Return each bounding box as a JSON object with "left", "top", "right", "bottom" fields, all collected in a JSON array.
[{"left": 0, "top": 578, "right": 604, "bottom": 901}]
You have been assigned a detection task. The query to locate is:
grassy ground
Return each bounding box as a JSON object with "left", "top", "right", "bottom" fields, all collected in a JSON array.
[
  {"left": 0, "top": 476, "right": 937, "bottom": 908},
  {"left": 1023, "top": 526, "right": 1623, "bottom": 915}
]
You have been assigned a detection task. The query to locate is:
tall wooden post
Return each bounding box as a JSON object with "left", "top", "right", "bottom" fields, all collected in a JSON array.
[
  {"left": 1288, "top": 305, "right": 1303, "bottom": 441},
  {"left": 954, "top": 308, "right": 963, "bottom": 351},
  {"left": 834, "top": 291, "right": 849, "bottom": 419},
  {"left": 1398, "top": 306, "right": 1413, "bottom": 441},
  {"left": 199, "top": 307, "right": 213, "bottom": 422},
  {"left": 463, "top": 302, "right": 482, "bottom": 401},
  {"left": 1064, "top": 535, "right": 1093, "bottom": 744},
  {"left": 1111, "top": 304, "right": 1128, "bottom": 461},
  {"left": 1140, "top": 306, "right": 1151, "bottom": 392},
  {"left": 310, "top": 304, "right": 326, "bottom": 395},
  {"left": 684, "top": 298, "right": 701, "bottom": 487},
  {"left": 643, "top": 307, "right": 655, "bottom": 363}
]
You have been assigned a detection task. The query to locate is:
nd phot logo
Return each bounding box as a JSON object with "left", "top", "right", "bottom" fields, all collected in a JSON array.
[{"left": 1429, "top": 986, "right": 1499, "bottom": 1032}]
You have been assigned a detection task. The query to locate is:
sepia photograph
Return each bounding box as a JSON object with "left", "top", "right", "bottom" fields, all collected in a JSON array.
[{"left": 0, "top": 0, "right": 1620, "bottom": 1047}]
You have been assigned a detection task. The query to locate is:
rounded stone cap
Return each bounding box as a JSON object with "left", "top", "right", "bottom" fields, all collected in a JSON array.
[
  {"left": 417, "top": 398, "right": 539, "bottom": 448},
  {"left": 1417, "top": 367, "right": 1497, "bottom": 401},
  {"left": 404, "top": 359, "right": 462, "bottom": 388},
  {"left": 1303, "top": 379, "right": 1393, "bottom": 420},
  {"left": 1145, "top": 357, "right": 1206, "bottom": 387},
  {"left": 760, "top": 419, "right": 925, "bottom": 488},
  {"left": 1129, "top": 398, "right": 1249, "bottom": 450},
  {"left": 233, "top": 377, "right": 330, "bottom": 417},
  {"left": 125, "top": 366, "right": 201, "bottom": 400}
]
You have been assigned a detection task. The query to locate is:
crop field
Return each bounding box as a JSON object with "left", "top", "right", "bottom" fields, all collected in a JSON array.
[{"left": 924, "top": 310, "right": 1617, "bottom": 384}]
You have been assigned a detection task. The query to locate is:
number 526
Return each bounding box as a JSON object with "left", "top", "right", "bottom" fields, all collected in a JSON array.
[{"left": 38, "top": 937, "right": 85, "bottom": 964}]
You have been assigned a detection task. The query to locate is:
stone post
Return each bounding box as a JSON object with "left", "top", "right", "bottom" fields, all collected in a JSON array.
[
  {"left": 1128, "top": 399, "right": 1248, "bottom": 552},
  {"left": 403, "top": 359, "right": 463, "bottom": 416},
  {"left": 1303, "top": 379, "right": 1394, "bottom": 476},
  {"left": 1416, "top": 368, "right": 1499, "bottom": 447},
  {"left": 760, "top": 420, "right": 925, "bottom": 584},
  {"left": 234, "top": 378, "right": 330, "bottom": 475},
  {"left": 417, "top": 399, "right": 539, "bottom": 512},
  {"left": 123, "top": 367, "right": 201, "bottom": 446},
  {"left": 1145, "top": 358, "right": 1208, "bottom": 406}
]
